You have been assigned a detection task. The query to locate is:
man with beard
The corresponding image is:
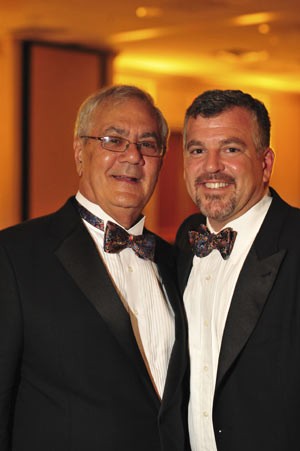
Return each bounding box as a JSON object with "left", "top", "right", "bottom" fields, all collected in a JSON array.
[{"left": 176, "top": 89, "right": 300, "bottom": 451}]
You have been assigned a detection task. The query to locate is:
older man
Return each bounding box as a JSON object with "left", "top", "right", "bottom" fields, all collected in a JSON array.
[{"left": 0, "top": 85, "right": 188, "bottom": 451}]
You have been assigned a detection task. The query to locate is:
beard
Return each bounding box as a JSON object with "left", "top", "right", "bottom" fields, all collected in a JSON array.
[{"left": 196, "top": 191, "right": 237, "bottom": 223}]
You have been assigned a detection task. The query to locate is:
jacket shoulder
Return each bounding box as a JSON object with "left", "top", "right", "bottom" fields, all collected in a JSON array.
[
  {"left": 145, "top": 228, "right": 176, "bottom": 265},
  {"left": 0, "top": 197, "right": 77, "bottom": 249},
  {"left": 175, "top": 213, "right": 204, "bottom": 252}
]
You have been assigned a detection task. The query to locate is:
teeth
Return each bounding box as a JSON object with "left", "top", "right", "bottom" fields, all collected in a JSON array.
[{"left": 205, "top": 182, "right": 228, "bottom": 189}]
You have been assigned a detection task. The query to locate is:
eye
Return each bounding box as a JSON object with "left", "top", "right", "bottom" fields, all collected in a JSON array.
[
  {"left": 188, "top": 147, "right": 206, "bottom": 156},
  {"left": 223, "top": 147, "right": 242, "bottom": 154},
  {"left": 106, "top": 136, "right": 124, "bottom": 145},
  {"left": 139, "top": 140, "right": 157, "bottom": 149}
]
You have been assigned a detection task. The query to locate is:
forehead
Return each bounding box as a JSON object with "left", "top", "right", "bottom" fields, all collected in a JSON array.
[
  {"left": 90, "top": 97, "right": 158, "bottom": 132},
  {"left": 186, "top": 107, "right": 257, "bottom": 139}
]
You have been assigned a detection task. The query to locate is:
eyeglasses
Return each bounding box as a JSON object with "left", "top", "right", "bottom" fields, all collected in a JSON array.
[{"left": 80, "top": 135, "right": 164, "bottom": 157}]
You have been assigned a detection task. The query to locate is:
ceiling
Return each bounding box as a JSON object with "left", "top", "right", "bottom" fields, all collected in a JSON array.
[{"left": 1, "top": 0, "right": 300, "bottom": 92}]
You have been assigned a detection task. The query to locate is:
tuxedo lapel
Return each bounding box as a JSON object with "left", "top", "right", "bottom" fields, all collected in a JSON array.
[
  {"left": 53, "top": 204, "right": 158, "bottom": 401},
  {"left": 154, "top": 241, "right": 188, "bottom": 407},
  {"left": 177, "top": 250, "right": 194, "bottom": 295},
  {"left": 175, "top": 212, "right": 202, "bottom": 295},
  {"left": 215, "top": 194, "right": 288, "bottom": 389},
  {"left": 216, "top": 248, "right": 285, "bottom": 388}
]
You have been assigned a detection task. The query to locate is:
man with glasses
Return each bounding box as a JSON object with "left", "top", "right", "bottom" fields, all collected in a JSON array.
[{"left": 0, "top": 85, "right": 188, "bottom": 451}]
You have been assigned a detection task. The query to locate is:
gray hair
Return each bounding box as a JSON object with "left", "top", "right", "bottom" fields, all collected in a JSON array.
[{"left": 74, "top": 84, "right": 169, "bottom": 155}]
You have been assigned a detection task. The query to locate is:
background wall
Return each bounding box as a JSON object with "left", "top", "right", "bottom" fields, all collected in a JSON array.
[
  {"left": 115, "top": 70, "right": 300, "bottom": 239},
  {"left": 0, "top": 37, "right": 299, "bottom": 241},
  {"left": 24, "top": 43, "right": 110, "bottom": 219},
  {"left": 0, "top": 37, "right": 22, "bottom": 229}
]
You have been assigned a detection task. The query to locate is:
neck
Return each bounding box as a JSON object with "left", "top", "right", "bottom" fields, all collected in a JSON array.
[
  {"left": 76, "top": 191, "right": 143, "bottom": 230},
  {"left": 110, "top": 211, "right": 142, "bottom": 229}
]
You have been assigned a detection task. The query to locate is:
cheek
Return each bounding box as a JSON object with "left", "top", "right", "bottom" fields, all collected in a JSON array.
[
  {"left": 183, "top": 166, "right": 196, "bottom": 198},
  {"left": 184, "top": 158, "right": 200, "bottom": 181},
  {"left": 87, "top": 152, "right": 115, "bottom": 175},
  {"left": 101, "top": 152, "right": 115, "bottom": 163},
  {"left": 147, "top": 160, "right": 162, "bottom": 182}
]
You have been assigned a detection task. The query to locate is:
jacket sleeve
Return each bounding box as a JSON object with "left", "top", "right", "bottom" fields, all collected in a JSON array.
[{"left": 0, "top": 244, "right": 23, "bottom": 450}]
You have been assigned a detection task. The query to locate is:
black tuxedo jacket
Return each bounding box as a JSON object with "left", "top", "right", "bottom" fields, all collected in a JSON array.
[
  {"left": 0, "top": 197, "right": 188, "bottom": 451},
  {"left": 176, "top": 189, "right": 300, "bottom": 451}
]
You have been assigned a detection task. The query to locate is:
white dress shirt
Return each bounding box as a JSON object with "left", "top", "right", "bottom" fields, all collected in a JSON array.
[
  {"left": 76, "top": 192, "right": 175, "bottom": 398},
  {"left": 184, "top": 195, "right": 272, "bottom": 451}
]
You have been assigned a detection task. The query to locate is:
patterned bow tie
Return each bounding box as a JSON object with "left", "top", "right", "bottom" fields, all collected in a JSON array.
[
  {"left": 188, "top": 224, "right": 237, "bottom": 260},
  {"left": 104, "top": 221, "right": 156, "bottom": 261},
  {"left": 75, "top": 200, "right": 155, "bottom": 260},
  {"left": 76, "top": 200, "right": 104, "bottom": 231}
]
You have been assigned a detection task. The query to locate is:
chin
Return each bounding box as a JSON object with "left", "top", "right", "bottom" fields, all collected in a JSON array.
[{"left": 113, "top": 195, "right": 143, "bottom": 209}]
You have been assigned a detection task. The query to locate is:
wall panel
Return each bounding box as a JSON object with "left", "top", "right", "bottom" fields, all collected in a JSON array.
[{"left": 22, "top": 42, "right": 113, "bottom": 219}]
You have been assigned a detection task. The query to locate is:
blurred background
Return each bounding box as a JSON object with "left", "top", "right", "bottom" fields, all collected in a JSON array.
[{"left": 0, "top": 0, "right": 299, "bottom": 241}]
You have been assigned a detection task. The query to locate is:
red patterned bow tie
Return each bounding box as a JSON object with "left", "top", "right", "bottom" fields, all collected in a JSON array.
[
  {"left": 75, "top": 200, "right": 155, "bottom": 260},
  {"left": 104, "top": 221, "right": 156, "bottom": 261},
  {"left": 188, "top": 224, "right": 237, "bottom": 260}
]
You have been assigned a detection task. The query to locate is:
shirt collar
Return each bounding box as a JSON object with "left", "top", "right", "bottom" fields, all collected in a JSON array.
[
  {"left": 75, "top": 191, "right": 145, "bottom": 235},
  {"left": 207, "top": 194, "right": 273, "bottom": 258}
]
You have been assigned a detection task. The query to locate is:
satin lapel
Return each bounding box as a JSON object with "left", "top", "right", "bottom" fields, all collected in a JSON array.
[
  {"left": 158, "top": 258, "right": 188, "bottom": 408},
  {"left": 55, "top": 220, "right": 157, "bottom": 399},
  {"left": 177, "top": 250, "right": 194, "bottom": 295},
  {"left": 216, "top": 247, "right": 286, "bottom": 389},
  {"left": 175, "top": 212, "right": 204, "bottom": 294}
]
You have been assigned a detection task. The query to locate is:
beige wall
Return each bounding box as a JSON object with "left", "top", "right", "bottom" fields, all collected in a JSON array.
[
  {"left": 0, "top": 36, "right": 22, "bottom": 228},
  {"left": 0, "top": 38, "right": 111, "bottom": 229},
  {"left": 1, "top": 38, "right": 300, "bottom": 237},
  {"left": 269, "top": 92, "right": 300, "bottom": 207}
]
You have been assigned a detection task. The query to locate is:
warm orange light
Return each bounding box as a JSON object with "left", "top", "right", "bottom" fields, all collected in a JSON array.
[
  {"left": 217, "top": 49, "right": 269, "bottom": 64},
  {"left": 114, "top": 54, "right": 300, "bottom": 93},
  {"left": 258, "top": 23, "right": 270, "bottom": 34},
  {"left": 109, "top": 28, "right": 166, "bottom": 43},
  {"left": 136, "top": 7, "right": 162, "bottom": 18},
  {"left": 232, "top": 12, "right": 279, "bottom": 26}
]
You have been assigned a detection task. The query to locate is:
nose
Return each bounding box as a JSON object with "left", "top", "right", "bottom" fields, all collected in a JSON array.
[
  {"left": 118, "top": 142, "right": 145, "bottom": 165},
  {"left": 203, "top": 150, "right": 225, "bottom": 173}
]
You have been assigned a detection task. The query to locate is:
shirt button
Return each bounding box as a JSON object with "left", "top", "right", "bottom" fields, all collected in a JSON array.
[
  {"left": 205, "top": 275, "right": 211, "bottom": 281},
  {"left": 128, "top": 265, "right": 133, "bottom": 273},
  {"left": 203, "top": 411, "right": 209, "bottom": 417},
  {"left": 203, "top": 365, "right": 209, "bottom": 372},
  {"left": 204, "top": 320, "right": 209, "bottom": 327}
]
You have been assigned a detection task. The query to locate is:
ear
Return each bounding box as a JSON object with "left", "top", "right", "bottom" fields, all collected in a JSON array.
[
  {"left": 74, "top": 137, "right": 84, "bottom": 176},
  {"left": 262, "top": 147, "right": 275, "bottom": 183}
]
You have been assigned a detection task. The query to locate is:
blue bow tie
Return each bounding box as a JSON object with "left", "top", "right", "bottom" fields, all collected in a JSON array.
[{"left": 189, "top": 224, "right": 237, "bottom": 260}]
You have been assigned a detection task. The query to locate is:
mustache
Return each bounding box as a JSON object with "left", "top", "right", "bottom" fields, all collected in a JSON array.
[{"left": 195, "top": 173, "right": 235, "bottom": 184}]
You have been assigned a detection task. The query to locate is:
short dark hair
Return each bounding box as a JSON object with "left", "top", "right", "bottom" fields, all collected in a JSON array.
[
  {"left": 183, "top": 89, "right": 271, "bottom": 151},
  {"left": 74, "top": 84, "right": 169, "bottom": 155}
]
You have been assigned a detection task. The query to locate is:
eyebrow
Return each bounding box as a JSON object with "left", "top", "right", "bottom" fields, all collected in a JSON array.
[
  {"left": 186, "top": 139, "right": 204, "bottom": 149},
  {"left": 186, "top": 136, "right": 247, "bottom": 149},
  {"left": 219, "top": 137, "right": 247, "bottom": 147},
  {"left": 139, "top": 131, "right": 159, "bottom": 141},
  {"left": 103, "top": 126, "right": 127, "bottom": 136},
  {"left": 103, "top": 127, "right": 158, "bottom": 141}
]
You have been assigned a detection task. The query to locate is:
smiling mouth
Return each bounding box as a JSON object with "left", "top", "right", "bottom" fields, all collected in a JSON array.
[
  {"left": 113, "top": 175, "right": 139, "bottom": 183},
  {"left": 204, "top": 182, "right": 230, "bottom": 189}
]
